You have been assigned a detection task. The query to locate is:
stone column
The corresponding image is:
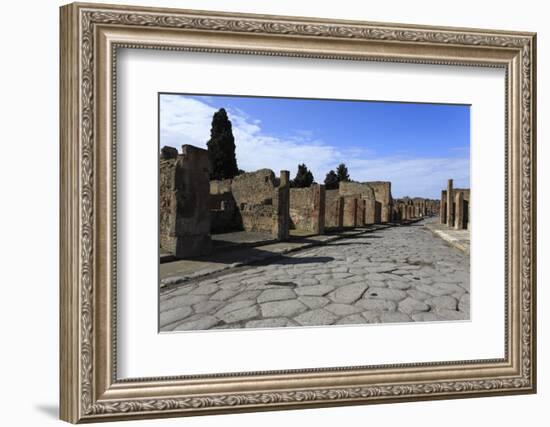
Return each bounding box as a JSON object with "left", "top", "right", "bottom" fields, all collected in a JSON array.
[
  {"left": 446, "top": 179, "right": 454, "bottom": 227},
  {"left": 312, "top": 184, "right": 326, "bottom": 235},
  {"left": 275, "top": 170, "right": 290, "bottom": 241},
  {"left": 440, "top": 190, "right": 446, "bottom": 224},
  {"left": 455, "top": 191, "right": 464, "bottom": 230}
]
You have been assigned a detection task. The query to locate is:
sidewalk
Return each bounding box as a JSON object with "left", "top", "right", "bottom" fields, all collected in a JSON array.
[
  {"left": 160, "top": 221, "right": 420, "bottom": 288},
  {"left": 425, "top": 221, "right": 470, "bottom": 254}
]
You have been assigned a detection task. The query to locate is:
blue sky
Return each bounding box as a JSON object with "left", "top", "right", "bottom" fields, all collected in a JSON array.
[{"left": 160, "top": 93, "right": 470, "bottom": 198}]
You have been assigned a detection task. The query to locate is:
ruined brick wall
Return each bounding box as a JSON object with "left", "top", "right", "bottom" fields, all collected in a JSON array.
[
  {"left": 338, "top": 182, "right": 376, "bottom": 225},
  {"left": 338, "top": 182, "right": 375, "bottom": 200},
  {"left": 364, "top": 198, "right": 376, "bottom": 225},
  {"left": 159, "top": 145, "right": 212, "bottom": 258},
  {"left": 441, "top": 186, "right": 470, "bottom": 229},
  {"left": 356, "top": 198, "right": 366, "bottom": 226},
  {"left": 209, "top": 179, "right": 241, "bottom": 233},
  {"left": 338, "top": 181, "right": 392, "bottom": 224},
  {"left": 324, "top": 189, "right": 343, "bottom": 229},
  {"left": 393, "top": 198, "right": 413, "bottom": 221},
  {"left": 342, "top": 195, "right": 358, "bottom": 227},
  {"left": 229, "top": 169, "right": 290, "bottom": 239},
  {"left": 393, "top": 197, "right": 439, "bottom": 222},
  {"left": 453, "top": 188, "right": 470, "bottom": 230},
  {"left": 289, "top": 184, "right": 326, "bottom": 234},
  {"left": 365, "top": 181, "right": 393, "bottom": 223},
  {"left": 209, "top": 192, "right": 241, "bottom": 234},
  {"left": 230, "top": 169, "right": 277, "bottom": 234}
]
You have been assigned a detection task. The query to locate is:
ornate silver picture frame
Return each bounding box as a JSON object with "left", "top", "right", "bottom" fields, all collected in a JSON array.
[{"left": 60, "top": 2, "right": 536, "bottom": 423}]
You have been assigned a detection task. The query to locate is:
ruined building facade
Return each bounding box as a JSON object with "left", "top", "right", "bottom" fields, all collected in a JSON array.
[
  {"left": 392, "top": 197, "right": 439, "bottom": 221},
  {"left": 439, "top": 179, "right": 470, "bottom": 230}
]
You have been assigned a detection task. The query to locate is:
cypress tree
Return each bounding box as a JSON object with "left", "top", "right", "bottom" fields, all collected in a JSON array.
[
  {"left": 336, "top": 163, "right": 350, "bottom": 183},
  {"left": 206, "top": 108, "right": 239, "bottom": 180},
  {"left": 291, "top": 163, "right": 314, "bottom": 188},
  {"left": 324, "top": 170, "right": 339, "bottom": 190}
]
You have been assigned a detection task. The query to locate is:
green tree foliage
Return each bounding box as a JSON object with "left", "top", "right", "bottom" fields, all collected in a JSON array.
[
  {"left": 324, "top": 170, "right": 339, "bottom": 190},
  {"left": 336, "top": 163, "right": 350, "bottom": 183},
  {"left": 291, "top": 163, "right": 314, "bottom": 188},
  {"left": 206, "top": 108, "right": 239, "bottom": 180}
]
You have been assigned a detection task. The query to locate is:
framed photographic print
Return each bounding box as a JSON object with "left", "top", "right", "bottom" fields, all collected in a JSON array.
[{"left": 59, "top": 2, "right": 537, "bottom": 423}]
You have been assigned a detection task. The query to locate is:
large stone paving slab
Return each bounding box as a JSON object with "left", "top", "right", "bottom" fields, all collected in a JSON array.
[{"left": 161, "top": 218, "right": 470, "bottom": 331}]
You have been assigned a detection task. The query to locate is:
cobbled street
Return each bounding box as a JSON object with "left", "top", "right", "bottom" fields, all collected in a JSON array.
[{"left": 160, "top": 218, "right": 470, "bottom": 331}]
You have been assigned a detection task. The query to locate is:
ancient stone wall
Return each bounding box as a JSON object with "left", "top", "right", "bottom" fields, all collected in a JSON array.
[
  {"left": 365, "top": 181, "right": 393, "bottom": 223},
  {"left": 342, "top": 196, "right": 358, "bottom": 227},
  {"left": 209, "top": 192, "right": 241, "bottom": 234},
  {"left": 338, "top": 181, "right": 375, "bottom": 200},
  {"left": 356, "top": 198, "right": 366, "bottom": 226},
  {"left": 209, "top": 179, "right": 241, "bottom": 233},
  {"left": 159, "top": 145, "right": 212, "bottom": 258},
  {"left": 229, "top": 169, "right": 290, "bottom": 239},
  {"left": 324, "top": 189, "right": 344, "bottom": 229},
  {"left": 339, "top": 181, "right": 376, "bottom": 225},
  {"left": 364, "top": 198, "right": 376, "bottom": 225},
  {"left": 392, "top": 197, "right": 439, "bottom": 222},
  {"left": 289, "top": 184, "right": 326, "bottom": 234}
]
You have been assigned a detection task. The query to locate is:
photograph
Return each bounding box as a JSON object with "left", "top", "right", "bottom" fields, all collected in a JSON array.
[
  {"left": 158, "top": 94, "right": 471, "bottom": 331},
  {"left": 56, "top": 2, "right": 536, "bottom": 423}
]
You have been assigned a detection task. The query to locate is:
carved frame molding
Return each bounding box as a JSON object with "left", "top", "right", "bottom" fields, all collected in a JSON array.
[{"left": 60, "top": 2, "right": 536, "bottom": 423}]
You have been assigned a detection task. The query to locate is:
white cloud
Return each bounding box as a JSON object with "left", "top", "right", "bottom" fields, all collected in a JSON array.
[{"left": 160, "top": 95, "right": 469, "bottom": 199}]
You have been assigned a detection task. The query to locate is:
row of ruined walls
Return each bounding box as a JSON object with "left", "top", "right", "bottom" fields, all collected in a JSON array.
[
  {"left": 392, "top": 198, "right": 440, "bottom": 221},
  {"left": 160, "top": 144, "right": 432, "bottom": 259},
  {"left": 210, "top": 178, "right": 394, "bottom": 235}
]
